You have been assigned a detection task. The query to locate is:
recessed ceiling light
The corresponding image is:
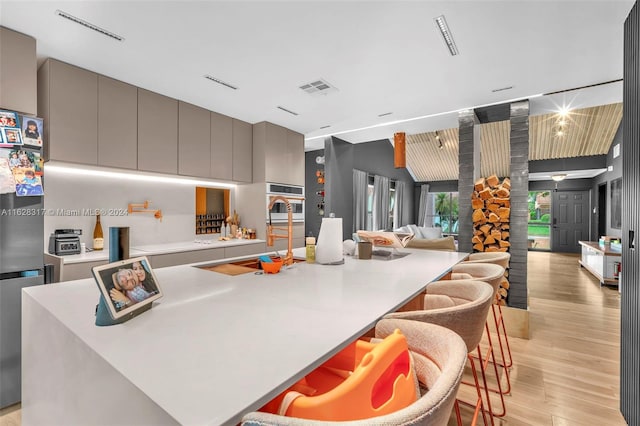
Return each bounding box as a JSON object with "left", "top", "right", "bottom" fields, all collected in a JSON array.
[
  {"left": 434, "top": 15, "right": 459, "bottom": 56},
  {"left": 204, "top": 75, "right": 238, "bottom": 90},
  {"left": 378, "top": 112, "right": 393, "bottom": 117},
  {"left": 551, "top": 174, "right": 567, "bottom": 182},
  {"left": 55, "top": 9, "right": 124, "bottom": 41},
  {"left": 558, "top": 106, "right": 571, "bottom": 117},
  {"left": 277, "top": 106, "right": 299, "bottom": 116}
]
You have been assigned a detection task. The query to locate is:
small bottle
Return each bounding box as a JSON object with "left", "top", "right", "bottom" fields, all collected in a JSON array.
[
  {"left": 93, "top": 213, "right": 104, "bottom": 251},
  {"left": 306, "top": 234, "right": 316, "bottom": 263}
]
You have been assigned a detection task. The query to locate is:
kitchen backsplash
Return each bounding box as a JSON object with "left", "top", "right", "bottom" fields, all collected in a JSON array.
[{"left": 43, "top": 170, "right": 234, "bottom": 250}]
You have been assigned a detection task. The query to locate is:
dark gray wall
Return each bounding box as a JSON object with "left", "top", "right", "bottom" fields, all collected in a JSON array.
[
  {"left": 324, "top": 137, "right": 354, "bottom": 239},
  {"left": 529, "top": 178, "right": 594, "bottom": 192},
  {"left": 529, "top": 155, "right": 606, "bottom": 173},
  {"left": 591, "top": 124, "right": 623, "bottom": 239},
  {"left": 324, "top": 136, "right": 415, "bottom": 239},
  {"left": 622, "top": 4, "right": 639, "bottom": 423},
  {"left": 305, "top": 149, "right": 324, "bottom": 238}
]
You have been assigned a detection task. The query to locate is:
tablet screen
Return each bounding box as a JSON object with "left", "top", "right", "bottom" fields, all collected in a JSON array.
[{"left": 92, "top": 256, "right": 163, "bottom": 319}]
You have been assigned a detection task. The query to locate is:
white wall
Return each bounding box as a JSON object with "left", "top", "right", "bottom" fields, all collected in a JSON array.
[{"left": 43, "top": 171, "right": 223, "bottom": 250}]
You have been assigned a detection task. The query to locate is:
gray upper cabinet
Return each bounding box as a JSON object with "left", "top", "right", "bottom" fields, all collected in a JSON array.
[
  {"left": 38, "top": 59, "right": 98, "bottom": 164},
  {"left": 286, "top": 129, "right": 305, "bottom": 186},
  {"left": 137, "top": 89, "right": 178, "bottom": 174},
  {"left": 232, "top": 119, "right": 252, "bottom": 183},
  {"left": 253, "top": 121, "right": 303, "bottom": 185},
  {"left": 265, "top": 123, "right": 287, "bottom": 184},
  {"left": 0, "top": 27, "right": 37, "bottom": 115},
  {"left": 98, "top": 76, "right": 137, "bottom": 169},
  {"left": 178, "top": 101, "right": 211, "bottom": 178},
  {"left": 211, "top": 111, "right": 233, "bottom": 180}
]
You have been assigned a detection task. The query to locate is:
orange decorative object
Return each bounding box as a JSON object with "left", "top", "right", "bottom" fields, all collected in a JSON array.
[
  {"left": 394, "top": 132, "right": 406, "bottom": 168},
  {"left": 260, "top": 329, "right": 417, "bottom": 421},
  {"left": 260, "top": 259, "right": 283, "bottom": 274},
  {"left": 128, "top": 201, "right": 163, "bottom": 222}
]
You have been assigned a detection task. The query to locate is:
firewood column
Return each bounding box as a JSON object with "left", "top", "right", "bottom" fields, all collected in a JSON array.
[{"left": 472, "top": 175, "right": 511, "bottom": 304}]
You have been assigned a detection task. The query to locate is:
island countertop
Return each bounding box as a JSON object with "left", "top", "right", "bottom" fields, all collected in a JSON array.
[
  {"left": 22, "top": 247, "right": 468, "bottom": 426},
  {"left": 46, "top": 238, "right": 266, "bottom": 265}
]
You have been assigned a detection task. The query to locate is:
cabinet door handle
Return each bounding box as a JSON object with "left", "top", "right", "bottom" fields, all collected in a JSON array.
[{"left": 630, "top": 230, "right": 635, "bottom": 249}]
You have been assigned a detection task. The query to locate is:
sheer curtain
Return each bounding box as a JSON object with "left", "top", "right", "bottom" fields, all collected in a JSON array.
[
  {"left": 393, "top": 181, "right": 406, "bottom": 228},
  {"left": 353, "top": 169, "right": 368, "bottom": 232},
  {"left": 372, "top": 175, "right": 390, "bottom": 230},
  {"left": 417, "top": 184, "right": 431, "bottom": 226}
]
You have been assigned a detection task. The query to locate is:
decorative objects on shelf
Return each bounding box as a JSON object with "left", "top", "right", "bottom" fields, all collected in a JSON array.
[
  {"left": 316, "top": 169, "right": 325, "bottom": 216},
  {"left": 196, "top": 213, "right": 225, "bottom": 235},
  {"left": 471, "top": 174, "right": 511, "bottom": 304},
  {"left": 226, "top": 210, "right": 240, "bottom": 238},
  {"left": 128, "top": 201, "right": 162, "bottom": 221}
]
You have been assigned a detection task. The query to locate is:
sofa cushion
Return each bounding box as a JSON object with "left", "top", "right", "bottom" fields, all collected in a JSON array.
[
  {"left": 417, "top": 227, "right": 442, "bottom": 239},
  {"left": 406, "top": 236, "right": 456, "bottom": 251}
]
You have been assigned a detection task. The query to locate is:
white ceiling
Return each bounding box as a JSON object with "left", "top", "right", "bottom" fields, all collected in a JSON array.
[{"left": 0, "top": 1, "right": 633, "bottom": 152}]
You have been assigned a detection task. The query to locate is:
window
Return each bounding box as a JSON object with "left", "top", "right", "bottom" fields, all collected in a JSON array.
[
  {"left": 527, "top": 191, "right": 550, "bottom": 250},
  {"left": 365, "top": 177, "right": 396, "bottom": 230},
  {"left": 424, "top": 192, "right": 459, "bottom": 235}
]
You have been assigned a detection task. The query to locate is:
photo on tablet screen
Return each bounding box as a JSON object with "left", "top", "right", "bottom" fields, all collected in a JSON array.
[{"left": 92, "top": 256, "right": 162, "bottom": 319}]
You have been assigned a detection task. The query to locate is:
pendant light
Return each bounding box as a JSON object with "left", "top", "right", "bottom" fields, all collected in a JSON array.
[{"left": 394, "top": 132, "right": 406, "bottom": 168}]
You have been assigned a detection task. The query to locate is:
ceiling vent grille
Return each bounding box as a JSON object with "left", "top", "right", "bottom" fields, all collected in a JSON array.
[
  {"left": 491, "top": 86, "right": 513, "bottom": 93},
  {"left": 204, "top": 75, "right": 238, "bottom": 90},
  {"left": 299, "top": 79, "right": 338, "bottom": 96},
  {"left": 55, "top": 10, "right": 124, "bottom": 41},
  {"left": 277, "top": 106, "right": 299, "bottom": 116}
]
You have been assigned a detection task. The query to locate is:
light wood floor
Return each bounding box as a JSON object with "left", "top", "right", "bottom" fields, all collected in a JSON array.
[
  {"left": 451, "top": 251, "right": 626, "bottom": 425},
  {"left": 0, "top": 252, "right": 626, "bottom": 426}
]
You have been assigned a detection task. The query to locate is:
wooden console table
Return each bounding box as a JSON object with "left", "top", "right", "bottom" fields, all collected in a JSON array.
[{"left": 578, "top": 241, "right": 621, "bottom": 285}]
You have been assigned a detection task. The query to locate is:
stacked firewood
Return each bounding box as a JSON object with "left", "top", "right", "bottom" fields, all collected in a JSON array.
[
  {"left": 472, "top": 175, "right": 511, "bottom": 305},
  {"left": 471, "top": 175, "right": 511, "bottom": 252}
]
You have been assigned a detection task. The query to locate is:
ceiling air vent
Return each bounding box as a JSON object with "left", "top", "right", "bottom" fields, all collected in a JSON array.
[
  {"left": 277, "top": 106, "right": 299, "bottom": 116},
  {"left": 299, "top": 79, "right": 338, "bottom": 96},
  {"left": 204, "top": 75, "right": 238, "bottom": 90},
  {"left": 491, "top": 86, "right": 513, "bottom": 93},
  {"left": 55, "top": 10, "right": 124, "bottom": 41}
]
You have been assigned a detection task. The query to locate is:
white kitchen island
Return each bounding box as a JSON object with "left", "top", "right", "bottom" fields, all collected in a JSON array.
[{"left": 22, "top": 247, "right": 467, "bottom": 426}]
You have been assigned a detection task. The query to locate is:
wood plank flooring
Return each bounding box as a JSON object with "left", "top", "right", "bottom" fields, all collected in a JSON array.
[
  {"left": 0, "top": 252, "right": 626, "bottom": 426},
  {"left": 451, "top": 251, "right": 626, "bottom": 425}
]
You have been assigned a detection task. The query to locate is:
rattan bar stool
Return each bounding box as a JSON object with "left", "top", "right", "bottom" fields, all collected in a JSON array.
[
  {"left": 241, "top": 319, "right": 468, "bottom": 426},
  {"left": 385, "top": 280, "right": 495, "bottom": 426},
  {"left": 463, "top": 252, "right": 514, "bottom": 370},
  {"left": 452, "top": 263, "right": 510, "bottom": 418}
]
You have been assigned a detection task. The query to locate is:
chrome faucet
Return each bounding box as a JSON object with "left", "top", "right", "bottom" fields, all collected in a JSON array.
[{"left": 267, "top": 195, "right": 303, "bottom": 266}]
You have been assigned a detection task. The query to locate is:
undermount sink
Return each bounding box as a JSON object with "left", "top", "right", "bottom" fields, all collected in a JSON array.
[{"left": 198, "top": 256, "right": 304, "bottom": 276}]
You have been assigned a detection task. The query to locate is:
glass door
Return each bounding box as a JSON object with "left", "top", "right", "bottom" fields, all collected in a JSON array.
[{"left": 528, "top": 191, "right": 551, "bottom": 250}]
